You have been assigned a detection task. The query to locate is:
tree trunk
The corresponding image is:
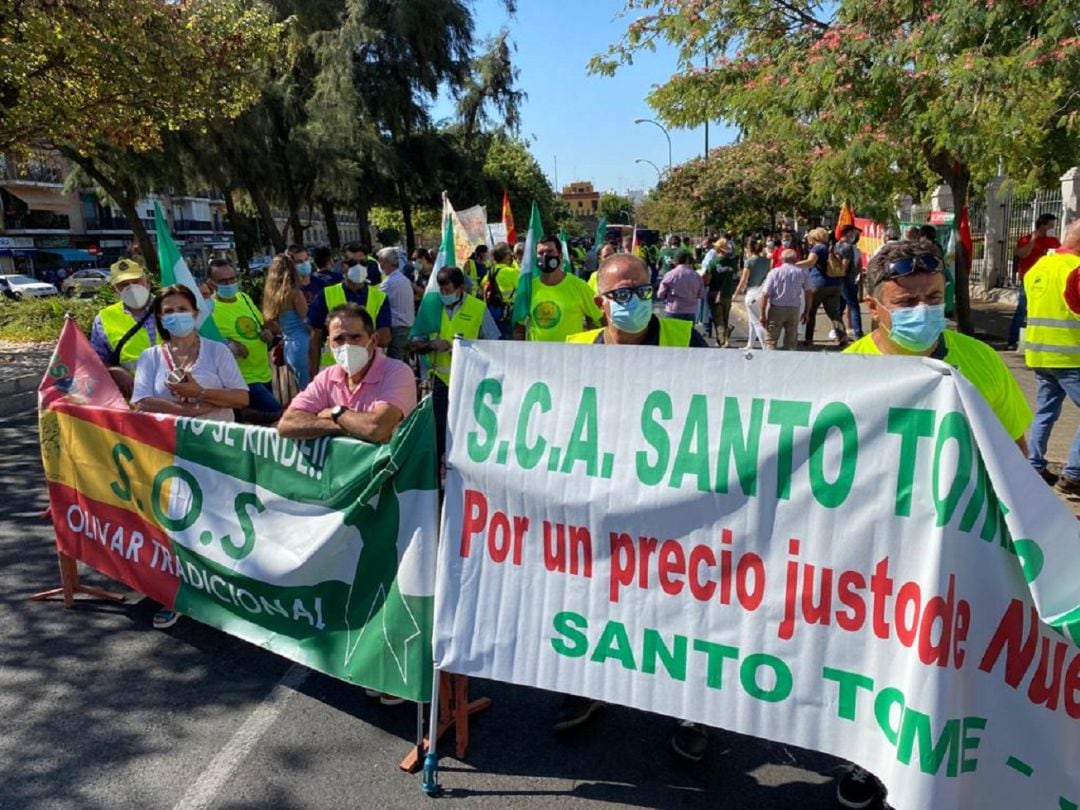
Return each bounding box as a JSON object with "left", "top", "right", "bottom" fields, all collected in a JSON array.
[
  {"left": 290, "top": 215, "right": 306, "bottom": 246},
  {"left": 949, "top": 173, "right": 974, "bottom": 335},
  {"left": 223, "top": 190, "right": 252, "bottom": 269},
  {"left": 397, "top": 178, "right": 415, "bottom": 253},
  {"left": 320, "top": 199, "right": 341, "bottom": 249},
  {"left": 63, "top": 149, "right": 159, "bottom": 275},
  {"left": 248, "top": 186, "right": 285, "bottom": 253}
]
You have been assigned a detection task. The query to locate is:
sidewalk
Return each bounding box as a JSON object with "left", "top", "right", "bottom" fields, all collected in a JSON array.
[
  {"left": 715, "top": 294, "right": 1080, "bottom": 514},
  {"left": 0, "top": 340, "right": 52, "bottom": 417}
]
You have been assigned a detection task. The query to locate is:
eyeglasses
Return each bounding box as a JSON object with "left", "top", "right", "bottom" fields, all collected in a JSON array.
[
  {"left": 883, "top": 254, "right": 942, "bottom": 280},
  {"left": 601, "top": 285, "right": 654, "bottom": 305}
]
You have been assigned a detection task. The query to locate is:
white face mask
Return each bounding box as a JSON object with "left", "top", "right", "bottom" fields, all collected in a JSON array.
[
  {"left": 1047, "top": 228, "right": 1057, "bottom": 238},
  {"left": 120, "top": 283, "right": 150, "bottom": 310},
  {"left": 347, "top": 264, "right": 366, "bottom": 284},
  {"left": 332, "top": 342, "right": 370, "bottom": 375}
]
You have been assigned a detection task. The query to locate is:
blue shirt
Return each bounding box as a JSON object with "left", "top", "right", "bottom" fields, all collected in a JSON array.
[{"left": 808, "top": 243, "right": 841, "bottom": 289}]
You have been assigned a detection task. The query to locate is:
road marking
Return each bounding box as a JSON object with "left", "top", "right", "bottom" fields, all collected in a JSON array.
[{"left": 173, "top": 663, "right": 309, "bottom": 810}]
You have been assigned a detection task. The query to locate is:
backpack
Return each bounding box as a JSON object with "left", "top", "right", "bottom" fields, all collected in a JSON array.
[
  {"left": 826, "top": 245, "right": 848, "bottom": 279},
  {"left": 484, "top": 266, "right": 506, "bottom": 313}
]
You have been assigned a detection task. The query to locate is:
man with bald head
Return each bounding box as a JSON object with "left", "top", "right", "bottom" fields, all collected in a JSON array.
[{"left": 566, "top": 254, "right": 706, "bottom": 347}]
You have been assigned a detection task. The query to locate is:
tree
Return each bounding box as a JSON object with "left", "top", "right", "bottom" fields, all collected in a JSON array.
[
  {"left": 594, "top": 0, "right": 1080, "bottom": 332},
  {"left": 1, "top": 0, "right": 281, "bottom": 155},
  {"left": 598, "top": 193, "right": 636, "bottom": 225}
]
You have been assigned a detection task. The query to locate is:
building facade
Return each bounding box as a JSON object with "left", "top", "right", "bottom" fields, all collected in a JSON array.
[{"left": 560, "top": 181, "right": 600, "bottom": 218}]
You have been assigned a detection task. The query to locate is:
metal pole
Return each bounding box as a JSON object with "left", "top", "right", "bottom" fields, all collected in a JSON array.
[
  {"left": 635, "top": 158, "right": 662, "bottom": 183},
  {"left": 421, "top": 668, "right": 442, "bottom": 795},
  {"left": 633, "top": 118, "right": 672, "bottom": 172}
]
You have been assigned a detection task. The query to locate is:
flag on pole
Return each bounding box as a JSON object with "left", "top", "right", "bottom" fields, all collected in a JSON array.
[
  {"left": 593, "top": 216, "right": 608, "bottom": 251},
  {"left": 154, "top": 202, "right": 223, "bottom": 340},
  {"left": 501, "top": 190, "right": 517, "bottom": 246},
  {"left": 558, "top": 227, "right": 572, "bottom": 273},
  {"left": 411, "top": 195, "right": 455, "bottom": 339},
  {"left": 511, "top": 201, "right": 543, "bottom": 330},
  {"left": 630, "top": 223, "right": 639, "bottom": 257},
  {"left": 834, "top": 202, "right": 856, "bottom": 240}
]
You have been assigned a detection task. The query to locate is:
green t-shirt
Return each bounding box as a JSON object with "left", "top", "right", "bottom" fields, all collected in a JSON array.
[
  {"left": 844, "top": 330, "right": 1033, "bottom": 440},
  {"left": 525, "top": 273, "right": 603, "bottom": 343},
  {"left": 658, "top": 247, "right": 677, "bottom": 276},
  {"left": 211, "top": 292, "right": 271, "bottom": 384}
]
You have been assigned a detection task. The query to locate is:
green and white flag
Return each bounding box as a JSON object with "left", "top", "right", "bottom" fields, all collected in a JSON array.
[
  {"left": 558, "top": 226, "right": 572, "bottom": 273},
  {"left": 411, "top": 195, "right": 455, "bottom": 340},
  {"left": 154, "top": 202, "right": 223, "bottom": 340},
  {"left": 511, "top": 201, "right": 543, "bottom": 329},
  {"left": 593, "top": 215, "right": 608, "bottom": 251}
]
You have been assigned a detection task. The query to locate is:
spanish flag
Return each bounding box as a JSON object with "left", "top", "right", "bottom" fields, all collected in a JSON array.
[
  {"left": 501, "top": 189, "right": 517, "bottom": 246},
  {"left": 834, "top": 202, "right": 855, "bottom": 240}
]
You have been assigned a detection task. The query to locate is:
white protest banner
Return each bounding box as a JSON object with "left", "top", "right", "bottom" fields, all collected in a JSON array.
[
  {"left": 434, "top": 341, "right": 1080, "bottom": 809},
  {"left": 486, "top": 223, "right": 507, "bottom": 246}
]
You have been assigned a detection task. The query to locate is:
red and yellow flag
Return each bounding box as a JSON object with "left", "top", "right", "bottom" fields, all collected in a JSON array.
[
  {"left": 834, "top": 202, "right": 855, "bottom": 240},
  {"left": 501, "top": 189, "right": 517, "bottom": 246}
]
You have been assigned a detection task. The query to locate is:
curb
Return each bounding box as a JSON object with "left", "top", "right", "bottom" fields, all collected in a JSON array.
[{"left": 0, "top": 374, "right": 39, "bottom": 417}]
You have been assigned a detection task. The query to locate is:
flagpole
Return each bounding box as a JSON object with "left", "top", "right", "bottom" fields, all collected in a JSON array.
[{"left": 421, "top": 666, "right": 442, "bottom": 795}]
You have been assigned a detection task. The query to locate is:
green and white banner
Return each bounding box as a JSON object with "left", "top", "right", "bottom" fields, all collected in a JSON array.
[
  {"left": 434, "top": 341, "right": 1080, "bottom": 808},
  {"left": 41, "top": 324, "right": 438, "bottom": 701}
]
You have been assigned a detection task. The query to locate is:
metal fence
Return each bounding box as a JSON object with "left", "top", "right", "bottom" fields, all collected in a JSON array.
[{"left": 997, "top": 188, "right": 1064, "bottom": 287}]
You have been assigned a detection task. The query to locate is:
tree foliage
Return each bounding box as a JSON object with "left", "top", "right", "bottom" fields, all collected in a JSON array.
[
  {"left": 598, "top": 192, "right": 636, "bottom": 225},
  {"left": 594, "top": 0, "right": 1080, "bottom": 330},
  {"left": 0, "top": 0, "right": 283, "bottom": 155}
]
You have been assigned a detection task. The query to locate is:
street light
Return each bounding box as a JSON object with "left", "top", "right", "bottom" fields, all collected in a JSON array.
[
  {"left": 633, "top": 118, "right": 672, "bottom": 171},
  {"left": 635, "top": 158, "right": 662, "bottom": 183}
]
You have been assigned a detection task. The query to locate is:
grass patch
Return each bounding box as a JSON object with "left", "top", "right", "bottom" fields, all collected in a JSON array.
[{"left": 0, "top": 288, "right": 115, "bottom": 343}]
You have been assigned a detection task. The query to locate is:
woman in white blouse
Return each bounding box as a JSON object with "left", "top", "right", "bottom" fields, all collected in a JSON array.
[{"left": 132, "top": 284, "right": 249, "bottom": 421}]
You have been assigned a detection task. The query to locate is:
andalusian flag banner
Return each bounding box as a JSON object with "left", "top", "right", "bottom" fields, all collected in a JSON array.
[
  {"left": 411, "top": 197, "right": 455, "bottom": 340},
  {"left": 154, "top": 202, "right": 222, "bottom": 340},
  {"left": 511, "top": 201, "right": 543, "bottom": 328},
  {"left": 39, "top": 321, "right": 437, "bottom": 701}
]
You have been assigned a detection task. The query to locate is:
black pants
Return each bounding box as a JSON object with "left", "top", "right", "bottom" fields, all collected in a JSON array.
[
  {"left": 805, "top": 285, "right": 845, "bottom": 344},
  {"left": 433, "top": 377, "right": 449, "bottom": 465}
]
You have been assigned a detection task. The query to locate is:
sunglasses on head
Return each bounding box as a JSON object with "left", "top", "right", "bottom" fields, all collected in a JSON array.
[
  {"left": 601, "top": 285, "right": 654, "bottom": 305},
  {"left": 883, "top": 254, "right": 942, "bottom": 280}
]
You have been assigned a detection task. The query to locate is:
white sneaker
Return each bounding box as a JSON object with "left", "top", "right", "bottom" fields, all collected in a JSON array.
[{"left": 828, "top": 328, "right": 838, "bottom": 340}]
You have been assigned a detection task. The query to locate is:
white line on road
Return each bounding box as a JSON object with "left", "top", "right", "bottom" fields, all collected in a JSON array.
[{"left": 173, "top": 663, "right": 310, "bottom": 810}]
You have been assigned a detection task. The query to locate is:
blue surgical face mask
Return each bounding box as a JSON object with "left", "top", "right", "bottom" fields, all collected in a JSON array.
[
  {"left": 609, "top": 294, "right": 652, "bottom": 334},
  {"left": 216, "top": 282, "right": 238, "bottom": 299},
  {"left": 296, "top": 260, "right": 312, "bottom": 276},
  {"left": 163, "top": 312, "right": 197, "bottom": 338},
  {"left": 439, "top": 291, "right": 461, "bottom": 306},
  {"left": 886, "top": 303, "right": 946, "bottom": 352}
]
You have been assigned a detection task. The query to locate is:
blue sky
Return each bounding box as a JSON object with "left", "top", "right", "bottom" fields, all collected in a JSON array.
[{"left": 433, "top": 0, "right": 736, "bottom": 195}]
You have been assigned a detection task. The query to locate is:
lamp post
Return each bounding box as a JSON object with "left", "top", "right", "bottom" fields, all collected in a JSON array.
[
  {"left": 635, "top": 158, "right": 662, "bottom": 184},
  {"left": 633, "top": 118, "right": 672, "bottom": 171}
]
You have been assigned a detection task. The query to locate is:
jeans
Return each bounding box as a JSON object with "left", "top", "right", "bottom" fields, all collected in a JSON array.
[
  {"left": 387, "top": 326, "right": 411, "bottom": 361},
  {"left": 245, "top": 381, "right": 282, "bottom": 421},
  {"left": 1029, "top": 368, "right": 1080, "bottom": 480},
  {"left": 283, "top": 333, "right": 310, "bottom": 390},
  {"left": 841, "top": 278, "right": 863, "bottom": 338},
  {"left": 1008, "top": 286, "right": 1027, "bottom": 346}
]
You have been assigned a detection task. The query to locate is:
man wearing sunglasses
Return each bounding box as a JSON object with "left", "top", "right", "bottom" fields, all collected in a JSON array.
[
  {"left": 837, "top": 237, "right": 1031, "bottom": 809},
  {"left": 566, "top": 253, "right": 707, "bottom": 347}
]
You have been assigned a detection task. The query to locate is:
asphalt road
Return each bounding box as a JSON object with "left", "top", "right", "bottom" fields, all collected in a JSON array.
[{"left": 0, "top": 410, "right": 853, "bottom": 810}]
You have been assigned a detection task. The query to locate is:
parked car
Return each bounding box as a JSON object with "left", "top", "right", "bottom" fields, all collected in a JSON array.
[
  {"left": 0, "top": 274, "right": 59, "bottom": 300},
  {"left": 61, "top": 268, "right": 111, "bottom": 297}
]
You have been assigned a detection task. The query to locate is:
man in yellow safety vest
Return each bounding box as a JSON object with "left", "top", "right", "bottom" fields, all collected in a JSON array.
[
  {"left": 89, "top": 258, "right": 160, "bottom": 398},
  {"left": 566, "top": 253, "right": 706, "bottom": 347},
  {"left": 1024, "top": 218, "right": 1080, "bottom": 493},
  {"left": 307, "top": 259, "right": 392, "bottom": 373},
  {"left": 411, "top": 265, "right": 501, "bottom": 463}
]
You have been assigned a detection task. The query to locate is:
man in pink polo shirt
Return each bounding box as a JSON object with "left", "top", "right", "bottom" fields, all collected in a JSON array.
[{"left": 278, "top": 302, "right": 417, "bottom": 444}]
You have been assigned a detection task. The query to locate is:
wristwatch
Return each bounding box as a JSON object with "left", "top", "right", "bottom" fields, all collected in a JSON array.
[{"left": 330, "top": 405, "right": 347, "bottom": 423}]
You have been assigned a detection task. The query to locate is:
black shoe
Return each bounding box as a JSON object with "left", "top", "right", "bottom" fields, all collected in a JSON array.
[
  {"left": 1036, "top": 467, "right": 1060, "bottom": 486},
  {"left": 1055, "top": 475, "right": 1080, "bottom": 496},
  {"left": 670, "top": 721, "right": 709, "bottom": 762},
  {"left": 837, "top": 765, "right": 886, "bottom": 809},
  {"left": 553, "top": 695, "right": 603, "bottom": 732}
]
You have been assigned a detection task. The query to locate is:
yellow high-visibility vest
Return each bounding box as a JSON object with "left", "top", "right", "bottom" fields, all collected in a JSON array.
[
  {"left": 1024, "top": 252, "right": 1080, "bottom": 368},
  {"left": 430, "top": 295, "right": 486, "bottom": 384},
  {"left": 98, "top": 301, "right": 159, "bottom": 372},
  {"left": 566, "top": 318, "right": 692, "bottom": 346},
  {"left": 320, "top": 283, "right": 387, "bottom": 367}
]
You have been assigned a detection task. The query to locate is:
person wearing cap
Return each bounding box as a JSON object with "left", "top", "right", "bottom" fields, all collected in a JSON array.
[
  {"left": 836, "top": 224, "right": 865, "bottom": 339},
  {"left": 837, "top": 236, "right": 1031, "bottom": 809},
  {"left": 89, "top": 259, "right": 159, "bottom": 399}
]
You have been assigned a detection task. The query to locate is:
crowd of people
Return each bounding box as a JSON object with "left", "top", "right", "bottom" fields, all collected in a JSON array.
[{"left": 83, "top": 212, "right": 1080, "bottom": 809}]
